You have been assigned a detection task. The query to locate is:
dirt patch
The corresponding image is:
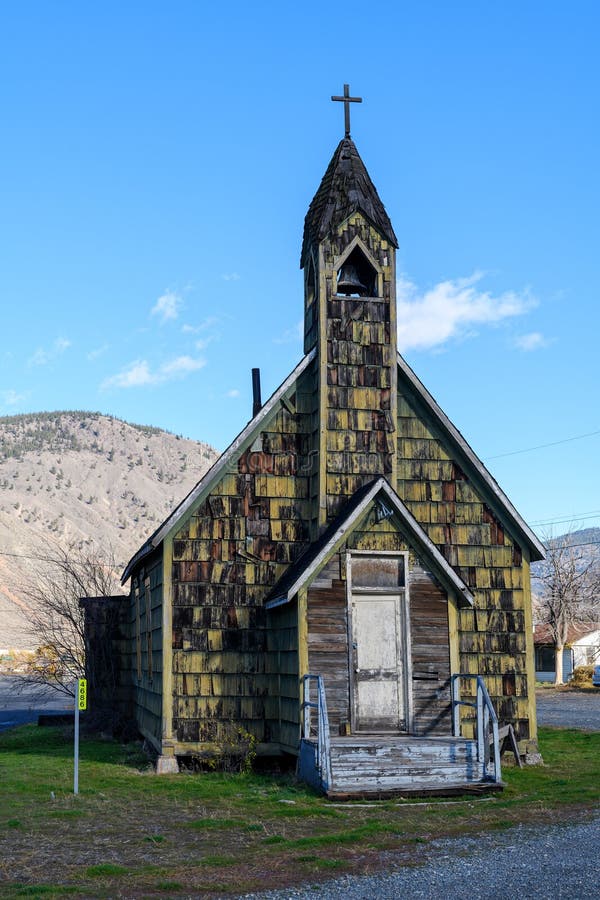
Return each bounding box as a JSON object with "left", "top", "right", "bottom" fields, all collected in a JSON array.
[{"left": 0, "top": 725, "right": 598, "bottom": 898}]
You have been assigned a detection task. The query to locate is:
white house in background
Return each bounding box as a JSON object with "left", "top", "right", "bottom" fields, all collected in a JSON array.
[{"left": 534, "top": 623, "right": 600, "bottom": 682}]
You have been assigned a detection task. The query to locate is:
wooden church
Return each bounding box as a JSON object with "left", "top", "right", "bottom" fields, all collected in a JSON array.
[{"left": 113, "top": 88, "right": 545, "bottom": 795}]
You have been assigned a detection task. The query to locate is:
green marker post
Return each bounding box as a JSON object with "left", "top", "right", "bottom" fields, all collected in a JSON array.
[{"left": 74, "top": 678, "right": 87, "bottom": 795}]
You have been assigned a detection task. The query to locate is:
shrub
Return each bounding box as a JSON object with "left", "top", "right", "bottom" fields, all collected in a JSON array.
[
  {"left": 182, "top": 724, "right": 258, "bottom": 774},
  {"left": 570, "top": 665, "right": 594, "bottom": 687}
]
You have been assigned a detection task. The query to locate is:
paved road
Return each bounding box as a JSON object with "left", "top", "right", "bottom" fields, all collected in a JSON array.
[
  {"left": 0, "top": 675, "right": 70, "bottom": 732},
  {"left": 536, "top": 688, "right": 600, "bottom": 730}
]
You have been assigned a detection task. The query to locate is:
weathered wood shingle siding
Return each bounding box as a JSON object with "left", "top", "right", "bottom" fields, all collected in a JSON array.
[
  {"left": 170, "top": 367, "right": 318, "bottom": 751},
  {"left": 396, "top": 379, "right": 531, "bottom": 741},
  {"left": 321, "top": 214, "right": 397, "bottom": 523},
  {"left": 129, "top": 548, "right": 163, "bottom": 747},
  {"left": 266, "top": 602, "right": 299, "bottom": 751},
  {"left": 298, "top": 354, "right": 321, "bottom": 542}
]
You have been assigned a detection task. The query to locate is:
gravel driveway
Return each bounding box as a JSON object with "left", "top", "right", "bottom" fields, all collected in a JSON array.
[
  {"left": 535, "top": 688, "right": 600, "bottom": 730},
  {"left": 238, "top": 814, "right": 600, "bottom": 899},
  {"left": 239, "top": 693, "right": 600, "bottom": 899}
]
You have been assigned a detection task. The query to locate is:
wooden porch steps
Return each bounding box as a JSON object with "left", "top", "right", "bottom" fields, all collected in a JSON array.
[{"left": 321, "top": 734, "right": 500, "bottom": 798}]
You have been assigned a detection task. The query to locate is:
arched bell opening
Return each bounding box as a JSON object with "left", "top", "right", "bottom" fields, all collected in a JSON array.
[
  {"left": 335, "top": 246, "right": 378, "bottom": 298},
  {"left": 305, "top": 257, "right": 317, "bottom": 306}
]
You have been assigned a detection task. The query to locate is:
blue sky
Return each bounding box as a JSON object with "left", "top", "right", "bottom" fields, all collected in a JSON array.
[{"left": 1, "top": 2, "right": 599, "bottom": 537}]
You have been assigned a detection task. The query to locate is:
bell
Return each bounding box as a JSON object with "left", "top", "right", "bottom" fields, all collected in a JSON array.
[{"left": 336, "top": 263, "right": 368, "bottom": 296}]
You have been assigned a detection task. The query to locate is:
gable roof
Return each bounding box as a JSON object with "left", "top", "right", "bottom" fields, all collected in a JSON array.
[
  {"left": 533, "top": 623, "right": 600, "bottom": 646},
  {"left": 122, "top": 349, "right": 317, "bottom": 584},
  {"left": 122, "top": 346, "right": 544, "bottom": 584},
  {"left": 301, "top": 138, "right": 398, "bottom": 266},
  {"left": 397, "top": 353, "right": 546, "bottom": 562},
  {"left": 265, "top": 476, "right": 474, "bottom": 609}
]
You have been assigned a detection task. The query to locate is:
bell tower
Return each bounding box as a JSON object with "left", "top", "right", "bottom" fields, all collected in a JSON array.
[{"left": 301, "top": 87, "right": 400, "bottom": 527}]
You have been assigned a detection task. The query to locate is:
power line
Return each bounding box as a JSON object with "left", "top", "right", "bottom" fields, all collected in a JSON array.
[
  {"left": 531, "top": 509, "right": 600, "bottom": 523},
  {"left": 531, "top": 512, "right": 600, "bottom": 526},
  {"left": 538, "top": 541, "right": 600, "bottom": 551},
  {"left": 485, "top": 428, "right": 600, "bottom": 460}
]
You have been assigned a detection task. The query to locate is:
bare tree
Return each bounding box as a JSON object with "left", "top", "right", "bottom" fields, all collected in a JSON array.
[
  {"left": 17, "top": 541, "right": 121, "bottom": 698},
  {"left": 536, "top": 531, "right": 600, "bottom": 684}
]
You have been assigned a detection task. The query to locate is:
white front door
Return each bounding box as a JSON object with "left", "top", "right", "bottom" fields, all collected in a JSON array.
[{"left": 351, "top": 592, "right": 406, "bottom": 732}]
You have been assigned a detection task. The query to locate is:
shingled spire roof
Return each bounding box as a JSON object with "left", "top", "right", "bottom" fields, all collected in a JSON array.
[{"left": 301, "top": 137, "right": 398, "bottom": 266}]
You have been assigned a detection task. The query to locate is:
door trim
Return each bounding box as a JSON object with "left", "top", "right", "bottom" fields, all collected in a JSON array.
[{"left": 346, "top": 551, "right": 413, "bottom": 734}]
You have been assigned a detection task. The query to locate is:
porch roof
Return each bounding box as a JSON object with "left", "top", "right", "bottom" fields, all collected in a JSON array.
[{"left": 265, "top": 476, "right": 474, "bottom": 609}]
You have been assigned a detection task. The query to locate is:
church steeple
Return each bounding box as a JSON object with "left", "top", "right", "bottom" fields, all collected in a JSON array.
[
  {"left": 301, "top": 137, "right": 399, "bottom": 355},
  {"left": 301, "top": 90, "right": 399, "bottom": 526},
  {"left": 301, "top": 137, "right": 398, "bottom": 270}
]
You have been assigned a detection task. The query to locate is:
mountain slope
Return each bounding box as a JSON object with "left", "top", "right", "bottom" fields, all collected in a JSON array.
[
  {"left": 0, "top": 411, "right": 219, "bottom": 649},
  {"left": 2, "top": 411, "right": 597, "bottom": 651},
  {"left": 531, "top": 527, "right": 600, "bottom": 582},
  {"left": 530, "top": 526, "right": 600, "bottom": 624}
]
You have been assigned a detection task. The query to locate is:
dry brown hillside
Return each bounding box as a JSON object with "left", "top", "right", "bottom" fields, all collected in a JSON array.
[{"left": 0, "top": 411, "right": 219, "bottom": 649}]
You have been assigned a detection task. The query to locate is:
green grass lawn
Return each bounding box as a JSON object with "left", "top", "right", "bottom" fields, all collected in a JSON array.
[{"left": 0, "top": 724, "right": 598, "bottom": 898}]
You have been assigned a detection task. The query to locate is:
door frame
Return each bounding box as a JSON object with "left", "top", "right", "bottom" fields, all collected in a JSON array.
[{"left": 346, "top": 550, "right": 413, "bottom": 734}]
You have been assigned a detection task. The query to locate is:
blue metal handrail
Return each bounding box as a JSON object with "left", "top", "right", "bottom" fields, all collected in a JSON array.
[
  {"left": 451, "top": 674, "right": 502, "bottom": 783},
  {"left": 300, "top": 674, "right": 331, "bottom": 790}
]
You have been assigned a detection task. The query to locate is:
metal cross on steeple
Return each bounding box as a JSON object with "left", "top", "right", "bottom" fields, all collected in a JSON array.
[{"left": 331, "top": 84, "right": 362, "bottom": 138}]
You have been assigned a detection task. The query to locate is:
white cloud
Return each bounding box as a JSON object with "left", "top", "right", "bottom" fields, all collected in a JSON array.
[
  {"left": 102, "top": 360, "right": 154, "bottom": 388},
  {"left": 397, "top": 272, "right": 534, "bottom": 352},
  {"left": 222, "top": 273, "right": 241, "bottom": 282},
  {"left": 159, "top": 355, "right": 206, "bottom": 378},
  {"left": 28, "top": 349, "right": 49, "bottom": 366},
  {"left": 87, "top": 343, "right": 110, "bottom": 361},
  {"left": 513, "top": 331, "right": 551, "bottom": 351},
  {"left": 151, "top": 290, "right": 183, "bottom": 323},
  {"left": 28, "top": 336, "right": 71, "bottom": 367},
  {"left": 54, "top": 337, "right": 71, "bottom": 353},
  {"left": 182, "top": 316, "right": 219, "bottom": 335},
  {"left": 226, "top": 388, "right": 240, "bottom": 398},
  {"left": 2, "top": 389, "right": 27, "bottom": 407},
  {"left": 273, "top": 319, "right": 303, "bottom": 345},
  {"left": 101, "top": 355, "right": 206, "bottom": 390}
]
